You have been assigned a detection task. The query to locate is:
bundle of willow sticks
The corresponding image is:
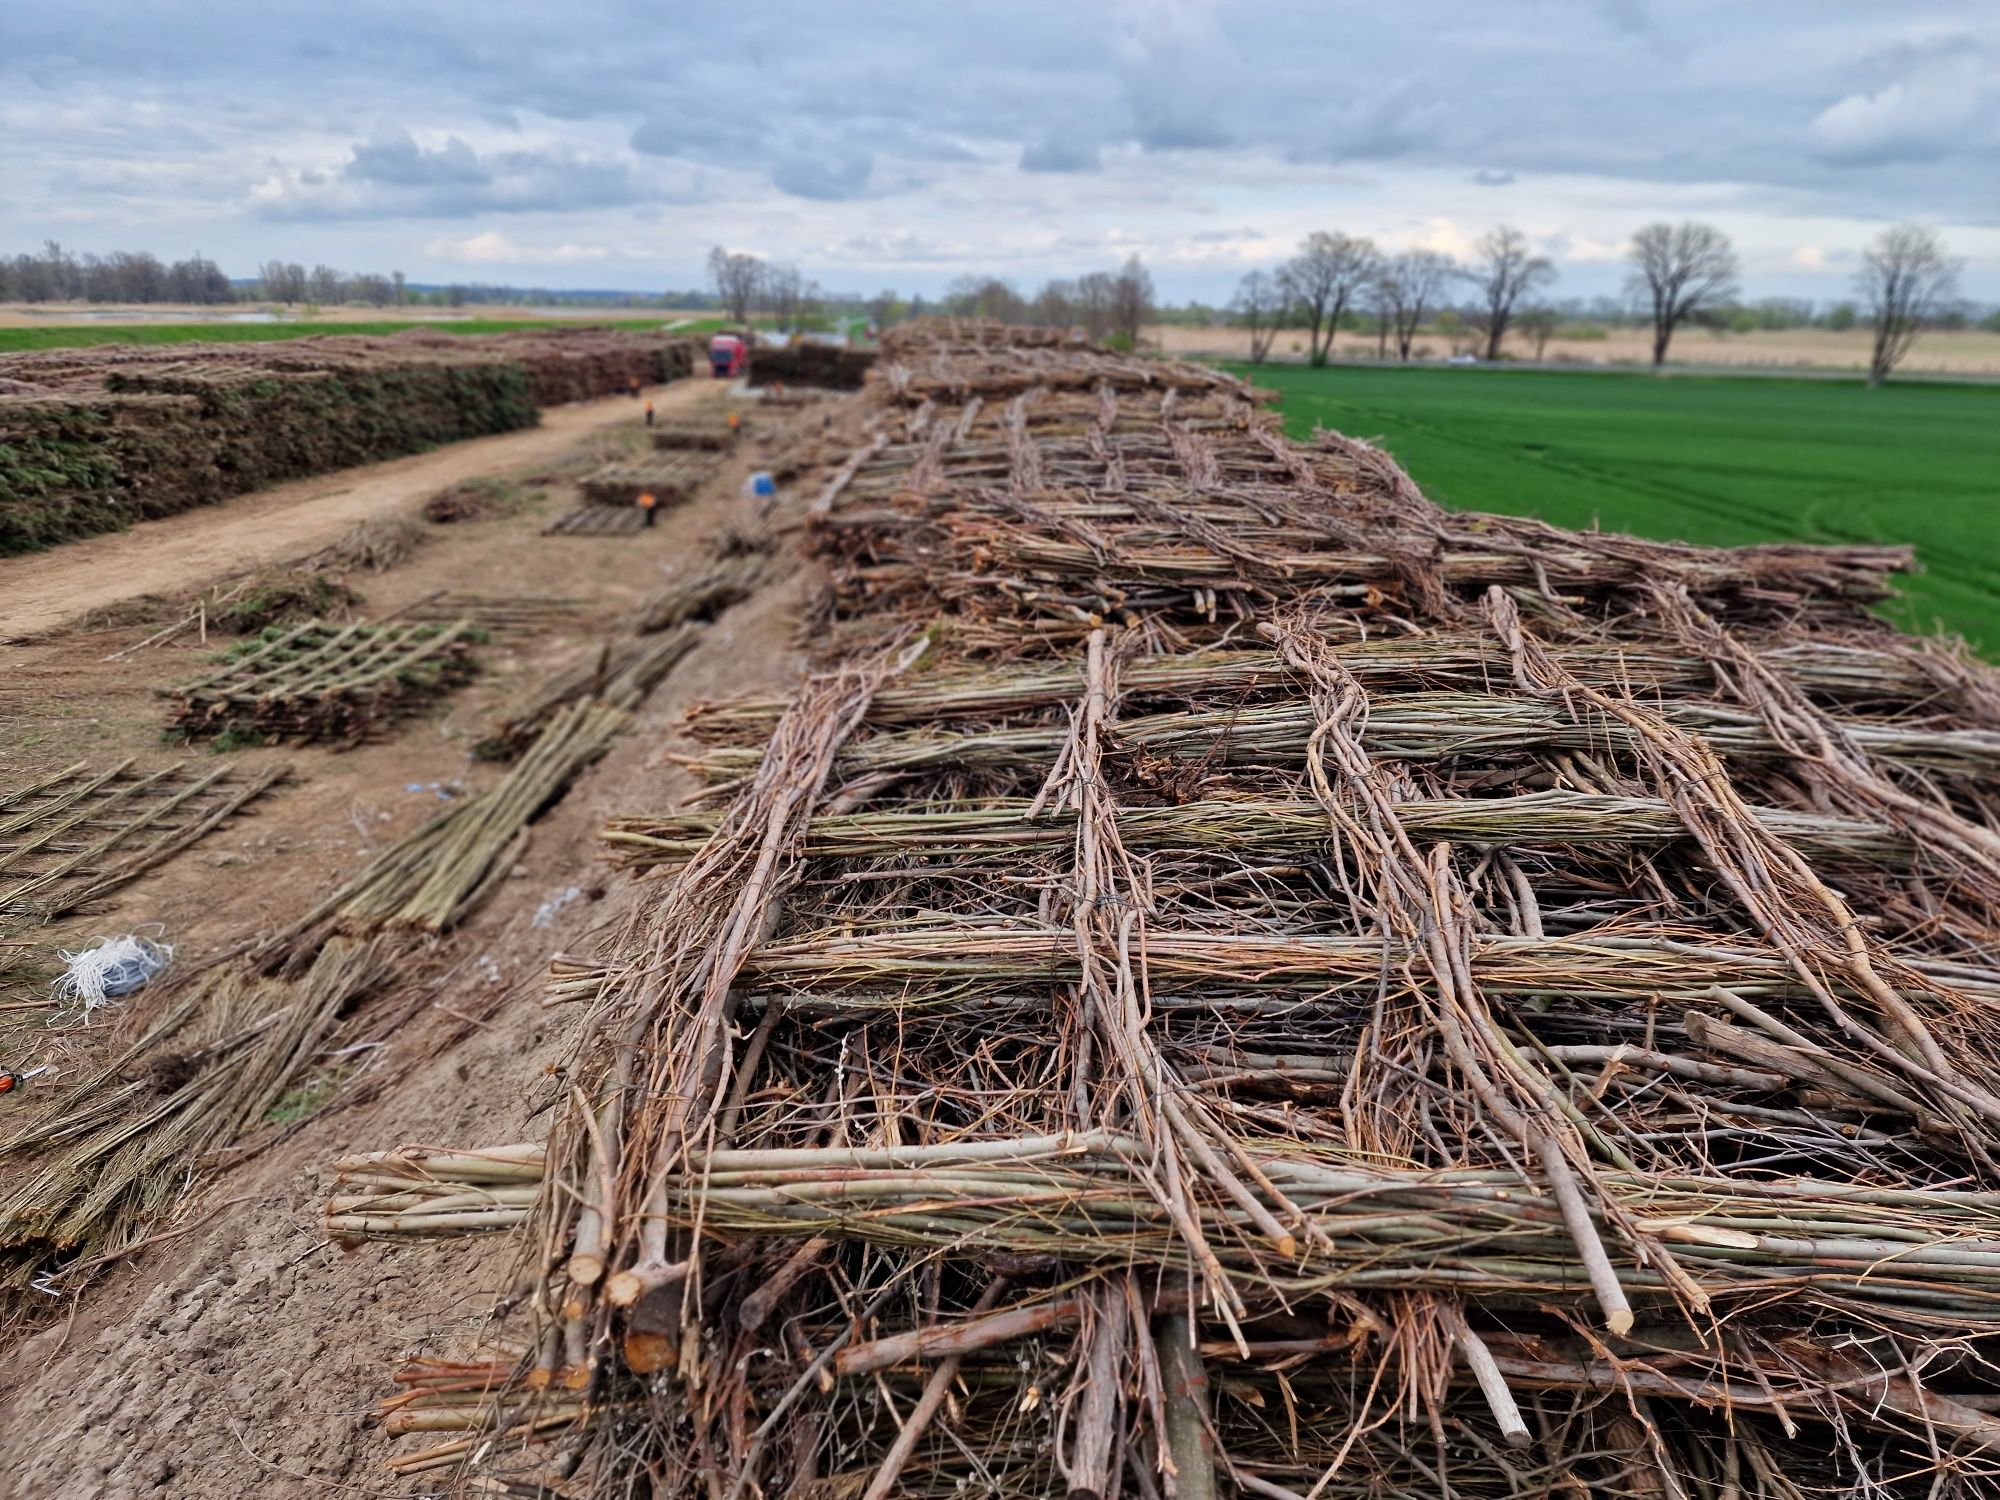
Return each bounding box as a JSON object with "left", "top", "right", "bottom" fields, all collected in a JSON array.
[
  {"left": 478, "top": 628, "right": 701, "bottom": 759},
  {"left": 347, "top": 319, "right": 2000, "bottom": 1499}
]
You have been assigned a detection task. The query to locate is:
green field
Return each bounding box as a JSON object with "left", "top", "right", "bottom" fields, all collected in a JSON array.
[
  {"left": 1229, "top": 363, "right": 2000, "bottom": 654},
  {"left": 0, "top": 314, "right": 725, "bottom": 354}
]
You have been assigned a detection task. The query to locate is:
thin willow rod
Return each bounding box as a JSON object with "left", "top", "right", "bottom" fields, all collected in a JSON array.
[
  {"left": 321, "top": 1131, "right": 2000, "bottom": 1324},
  {"left": 603, "top": 792, "right": 1910, "bottom": 869},
  {"left": 691, "top": 638, "right": 1968, "bottom": 738},
  {"left": 726, "top": 927, "right": 2000, "bottom": 1009},
  {"left": 681, "top": 693, "right": 2000, "bottom": 785}
]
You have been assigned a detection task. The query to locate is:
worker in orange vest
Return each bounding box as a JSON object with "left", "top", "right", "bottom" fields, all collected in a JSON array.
[
  {"left": 638, "top": 490, "right": 659, "bottom": 528},
  {"left": 644, "top": 400, "right": 655, "bottom": 427},
  {"left": 726, "top": 411, "right": 740, "bottom": 436}
]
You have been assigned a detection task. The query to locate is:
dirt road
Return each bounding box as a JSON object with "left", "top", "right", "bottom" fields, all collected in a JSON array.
[{"left": 0, "top": 381, "right": 714, "bottom": 640}]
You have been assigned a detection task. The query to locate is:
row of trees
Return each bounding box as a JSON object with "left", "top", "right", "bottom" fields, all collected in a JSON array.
[
  {"left": 1232, "top": 221, "right": 1964, "bottom": 385},
  {"left": 0, "top": 242, "right": 714, "bottom": 312},
  {"left": 933, "top": 258, "right": 1158, "bottom": 347},
  {"left": 255, "top": 261, "right": 406, "bottom": 308},
  {"left": 706, "top": 247, "right": 828, "bottom": 333},
  {"left": 709, "top": 251, "right": 1159, "bottom": 348},
  {"left": 0, "top": 242, "right": 234, "bottom": 305}
]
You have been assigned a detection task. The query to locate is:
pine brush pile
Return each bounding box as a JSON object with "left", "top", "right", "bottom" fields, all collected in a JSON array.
[
  {"left": 344, "top": 321, "right": 2000, "bottom": 1498},
  {"left": 0, "top": 327, "right": 698, "bottom": 555},
  {"left": 747, "top": 341, "right": 878, "bottom": 390}
]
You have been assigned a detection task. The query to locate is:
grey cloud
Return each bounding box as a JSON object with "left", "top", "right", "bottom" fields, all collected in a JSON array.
[
  {"left": 771, "top": 148, "right": 874, "bottom": 202},
  {"left": 1805, "top": 49, "right": 1992, "bottom": 167},
  {"left": 1471, "top": 169, "right": 1516, "bottom": 186},
  {"left": 259, "top": 136, "right": 643, "bottom": 220},
  {"left": 1115, "top": 0, "right": 1236, "bottom": 151},
  {"left": 1593, "top": 0, "right": 1651, "bottom": 34},
  {"left": 630, "top": 115, "right": 765, "bottom": 162},
  {"left": 1021, "top": 137, "right": 1102, "bottom": 173},
  {"left": 346, "top": 130, "right": 489, "bottom": 187},
  {"left": 1311, "top": 83, "right": 1448, "bottom": 163}
]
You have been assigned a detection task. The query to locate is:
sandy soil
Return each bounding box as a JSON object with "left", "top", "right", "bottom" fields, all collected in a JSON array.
[
  {"left": 1150, "top": 321, "right": 2000, "bottom": 375},
  {"left": 0, "top": 385, "right": 726, "bottom": 642},
  {"left": 0, "top": 380, "right": 842, "bottom": 1496}
]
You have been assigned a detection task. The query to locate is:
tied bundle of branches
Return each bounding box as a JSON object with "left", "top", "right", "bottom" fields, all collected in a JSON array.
[
  {"left": 478, "top": 631, "right": 698, "bottom": 760},
  {"left": 341, "top": 320, "right": 2000, "bottom": 1500},
  {"left": 163, "top": 618, "right": 479, "bottom": 747},
  {"left": 327, "top": 1143, "right": 545, "bottom": 1242},
  {"left": 633, "top": 550, "right": 771, "bottom": 636},
  {"left": 334, "top": 700, "right": 628, "bottom": 934}
]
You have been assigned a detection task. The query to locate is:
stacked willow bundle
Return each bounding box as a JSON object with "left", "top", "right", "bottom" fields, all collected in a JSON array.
[
  {"left": 579, "top": 456, "right": 715, "bottom": 508},
  {"left": 747, "top": 342, "right": 878, "bottom": 390},
  {"left": 350, "top": 320, "right": 2000, "bottom": 1499},
  {"left": 652, "top": 422, "right": 737, "bottom": 452},
  {"left": 163, "top": 619, "right": 480, "bottom": 746}
]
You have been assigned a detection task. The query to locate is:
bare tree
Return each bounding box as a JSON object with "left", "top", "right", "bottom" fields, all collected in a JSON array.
[
  {"left": 707, "top": 245, "right": 764, "bottom": 324},
  {"left": 1108, "top": 255, "right": 1154, "bottom": 346},
  {"left": 943, "top": 275, "right": 1026, "bottom": 323},
  {"left": 761, "top": 263, "right": 821, "bottom": 332},
  {"left": 1365, "top": 276, "right": 1393, "bottom": 359},
  {"left": 1379, "top": 250, "right": 1455, "bottom": 361},
  {"left": 259, "top": 260, "right": 307, "bottom": 303},
  {"left": 1231, "top": 270, "right": 1284, "bottom": 363},
  {"left": 167, "top": 255, "right": 233, "bottom": 304},
  {"left": 1466, "top": 226, "right": 1554, "bottom": 360},
  {"left": 307, "top": 264, "right": 344, "bottom": 305},
  {"left": 1626, "top": 222, "right": 1739, "bottom": 366},
  {"left": 1074, "top": 271, "right": 1116, "bottom": 341},
  {"left": 1032, "top": 278, "right": 1078, "bottom": 328},
  {"left": 1278, "top": 231, "right": 1378, "bottom": 365},
  {"left": 1517, "top": 305, "right": 1559, "bottom": 362},
  {"left": 1857, "top": 224, "right": 1961, "bottom": 387}
]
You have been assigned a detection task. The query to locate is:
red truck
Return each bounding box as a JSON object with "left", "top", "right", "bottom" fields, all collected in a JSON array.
[{"left": 709, "top": 334, "right": 748, "bottom": 378}]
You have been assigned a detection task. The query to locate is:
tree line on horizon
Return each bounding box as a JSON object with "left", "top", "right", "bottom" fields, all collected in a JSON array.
[
  {"left": 0, "top": 242, "right": 718, "bottom": 313},
  {"left": 904, "top": 223, "right": 1977, "bottom": 387},
  {"left": 2, "top": 223, "right": 1981, "bottom": 386},
  {"left": 1219, "top": 221, "right": 1965, "bottom": 387}
]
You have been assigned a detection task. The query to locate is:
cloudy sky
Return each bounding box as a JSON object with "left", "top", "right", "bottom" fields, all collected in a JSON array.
[{"left": 6, "top": 0, "right": 1997, "bottom": 302}]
